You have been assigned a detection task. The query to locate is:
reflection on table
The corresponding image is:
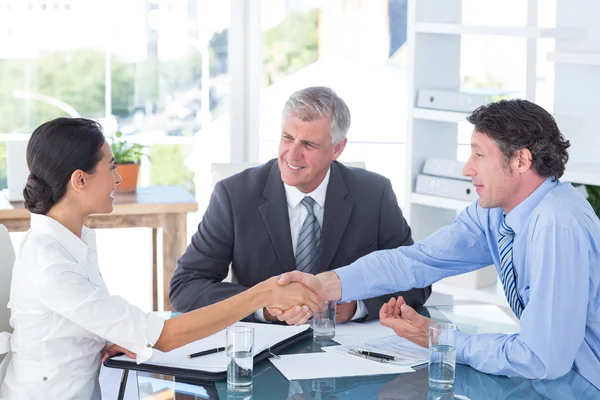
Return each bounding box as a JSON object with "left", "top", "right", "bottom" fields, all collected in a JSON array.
[{"left": 133, "top": 304, "right": 599, "bottom": 400}]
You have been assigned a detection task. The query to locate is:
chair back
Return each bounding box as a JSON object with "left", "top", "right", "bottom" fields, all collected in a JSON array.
[
  {"left": 0, "top": 225, "right": 14, "bottom": 335},
  {"left": 0, "top": 225, "right": 15, "bottom": 366}
]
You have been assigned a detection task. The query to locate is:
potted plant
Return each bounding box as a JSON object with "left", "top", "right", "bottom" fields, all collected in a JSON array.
[{"left": 110, "top": 131, "right": 147, "bottom": 192}]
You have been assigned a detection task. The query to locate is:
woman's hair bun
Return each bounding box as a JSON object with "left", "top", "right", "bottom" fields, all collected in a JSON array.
[{"left": 23, "top": 173, "right": 55, "bottom": 215}]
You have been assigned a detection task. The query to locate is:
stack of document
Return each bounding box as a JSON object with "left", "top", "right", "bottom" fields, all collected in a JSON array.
[
  {"left": 322, "top": 335, "right": 428, "bottom": 367},
  {"left": 269, "top": 322, "right": 428, "bottom": 381},
  {"left": 269, "top": 352, "right": 414, "bottom": 381}
]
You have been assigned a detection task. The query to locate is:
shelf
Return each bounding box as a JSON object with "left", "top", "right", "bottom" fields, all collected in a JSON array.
[
  {"left": 562, "top": 163, "right": 600, "bottom": 186},
  {"left": 412, "top": 108, "right": 469, "bottom": 123},
  {"left": 411, "top": 192, "right": 472, "bottom": 211},
  {"left": 548, "top": 52, "right": 600, "bottom": 66},
  {"left": 414, "top": 23, "right": 577, "bottom": 39},
  {"left": 433, "top": 280, "right": 509, "bottom": 307}
]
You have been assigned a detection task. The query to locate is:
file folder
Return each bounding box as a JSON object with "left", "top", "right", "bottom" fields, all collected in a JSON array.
[{"left": 103, "top": 323, "right": 312, "bottom": 383}]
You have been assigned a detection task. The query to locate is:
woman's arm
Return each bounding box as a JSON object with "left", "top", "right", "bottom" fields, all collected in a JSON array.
[{"left": 154, "top": 277, "right": 322, "bottom": 352}]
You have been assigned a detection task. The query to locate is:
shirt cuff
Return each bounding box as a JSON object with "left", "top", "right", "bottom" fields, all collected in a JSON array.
[
  {"left": 351, "top": 300, "right": 368, "bottom": 321},
  {"left": 254, "top": 308, "right": 269, "bottom": 323},
  {"left": 137, "top": 312, "right": 166, "bottom": 364},
  {"left": 335, "top": 267, "right": 368, "bottom": 302},
  {"left": 455, "top": 329, "right": 471, "bottom": 365}
]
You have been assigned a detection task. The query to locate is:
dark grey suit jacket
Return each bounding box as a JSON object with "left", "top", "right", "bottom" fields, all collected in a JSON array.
[{"left": 169, "top": 159, "right": 431, "bottom": 321}]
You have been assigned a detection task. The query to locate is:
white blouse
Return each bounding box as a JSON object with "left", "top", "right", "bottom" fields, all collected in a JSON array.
[{"left": 0, "top": 213, "right": 164, "bottom": 400}]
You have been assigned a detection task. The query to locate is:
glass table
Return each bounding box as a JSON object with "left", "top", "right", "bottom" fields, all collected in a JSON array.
[{"left": 128, "top": 304, "right": 599, "bottom": 399}]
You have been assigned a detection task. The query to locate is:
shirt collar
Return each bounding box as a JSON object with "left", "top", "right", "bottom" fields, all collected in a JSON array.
[
  {"left": 504, "top": 177, "right": 558, "bottom": 235},
  {"left": 30, "top": 213, "right": 96, "bottom": 265},
  {"left": 284, "top": 167, "right": 331, "bottom": 209}
]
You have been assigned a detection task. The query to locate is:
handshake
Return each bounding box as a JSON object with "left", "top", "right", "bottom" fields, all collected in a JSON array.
[
  {"left": 256, "top": 270, "right": 350, "bottom": 325},
  {"left": 256, "top": 270, "right": 435, "bottom": 349}
]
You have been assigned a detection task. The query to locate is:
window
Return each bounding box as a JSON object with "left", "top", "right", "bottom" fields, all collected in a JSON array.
[{"left": 260, "top": 0, "right": 408, "bottom": 204}]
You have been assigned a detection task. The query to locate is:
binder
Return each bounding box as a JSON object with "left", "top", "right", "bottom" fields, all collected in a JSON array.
[
  {"left": 416, "top": 174, "right": 478, "bottom": 201},
  {"left": 422, "top": 158, "right": 470, "bottom": 181},
  {"left": 103, "top": 323, "right": 312, "bottom": 383}
]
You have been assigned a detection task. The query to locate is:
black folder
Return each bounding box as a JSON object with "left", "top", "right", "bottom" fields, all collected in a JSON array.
[{"left": 103, "top": 326, "right": 313, "bottom": 382}]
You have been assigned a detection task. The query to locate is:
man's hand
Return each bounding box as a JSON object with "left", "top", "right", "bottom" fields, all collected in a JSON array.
[
  {"left": 101, "top": 344, "right": 136, "bottom": 363},
  {"left": 379, "top": 296, "right": 434, "bottom": 348},
  {"left": 259, "top": 276, "right": 323, "bottom": 326},
  {"left": 276, "top": 270, "right": 342, "bottom": 301},
  {"left": 265, "top": 271, "right": 342, "bottom": 326},
  {"left": 336, "top": 301, "right": 357, "bottom": 324}
]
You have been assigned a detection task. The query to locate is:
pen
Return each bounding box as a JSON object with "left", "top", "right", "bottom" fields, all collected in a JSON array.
[
  {"left": 188, "top": 347, "right": 226, "bottom": 359},
  {"left": 356, "top": 350, "right": 397, "bottom": 361}
]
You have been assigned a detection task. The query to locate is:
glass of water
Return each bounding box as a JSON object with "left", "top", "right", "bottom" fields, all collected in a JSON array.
[
  {"left": 428, "top": 323, "right": 457, "bottom": 391},
  {"left": 312, "top": 301, "right": 336, "bottom": 340},
  {"left": 226, "top": 326, "right": 254, "bottom": 392}
]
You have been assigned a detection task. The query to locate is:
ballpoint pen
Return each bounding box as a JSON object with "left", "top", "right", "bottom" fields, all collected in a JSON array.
[
  {"left": 356, "top": 350, "right": 397, "bottom": 361},
  {"left": 188, "top": 346, "right": 226, "bottom": 359},
  {"left": 347, "top": 349, "right": 395, "bottom": 363}
]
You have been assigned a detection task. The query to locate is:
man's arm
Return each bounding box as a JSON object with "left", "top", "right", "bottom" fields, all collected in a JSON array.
[
  {"left": 359, "top": 179, "right": 431, "bottom": 320},
  {"left": 335, "top": 201, "right": 493, "bottom": 301},
  {"left": 279, "top": 201, "right": 494, "bottom": 308},
  {"left": 169, "top": 181, "right": 256, "bottom": 319},
  {"left": 455, "top": 220, "right": 590, "bottom": 379}
]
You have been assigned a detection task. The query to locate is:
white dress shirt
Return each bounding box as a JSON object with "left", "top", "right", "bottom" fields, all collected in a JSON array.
[
  {"left": 0, "top": 214, "right": 164, "bottom": 400},
  {"left": 255, "top": 168, "right": 367, "bottom": 321}
]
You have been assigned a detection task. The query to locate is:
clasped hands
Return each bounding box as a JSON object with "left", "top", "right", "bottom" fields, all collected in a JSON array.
[
  {"left": 265, "top": 271, "right": 435, "bottom": 348},
  {"left": 262, "top": 271, "right": 355, "bottom": 325}
]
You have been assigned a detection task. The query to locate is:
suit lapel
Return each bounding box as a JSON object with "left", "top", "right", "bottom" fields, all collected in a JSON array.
[
  {"left": 319, "top": 162, "right": 353, "bottom": 272},
  {"left": 258, "top": 162, "right": 296, "bottom": 273}
]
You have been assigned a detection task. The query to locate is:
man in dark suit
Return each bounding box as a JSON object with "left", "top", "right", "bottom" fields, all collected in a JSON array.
[{"left": 169, "top": 86, "right": 430, "bottom": 324}]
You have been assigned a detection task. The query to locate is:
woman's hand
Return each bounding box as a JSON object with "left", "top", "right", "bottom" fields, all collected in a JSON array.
[{"left": 101, "top": 344, "right": 136, "bottom": 363}]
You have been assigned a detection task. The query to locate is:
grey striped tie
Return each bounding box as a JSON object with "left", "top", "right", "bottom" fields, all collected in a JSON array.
[
  {"left": 498, "top": 216, "right": 524, "bottom": 319},
  {"left": 295, "top": 196, "right": 321, "bottom": 274}
]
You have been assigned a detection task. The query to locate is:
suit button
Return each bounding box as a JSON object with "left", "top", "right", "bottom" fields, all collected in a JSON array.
[
  {"left": 43, "top": 377, "right": 47, "bottom": 381},
  {"left": 147, "top": 344, "right": 151, "bottom": 348}
]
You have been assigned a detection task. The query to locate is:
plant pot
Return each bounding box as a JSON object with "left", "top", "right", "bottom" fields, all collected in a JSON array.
[{"left": 115, "top": 163, "right": 140, "bottom": 192}]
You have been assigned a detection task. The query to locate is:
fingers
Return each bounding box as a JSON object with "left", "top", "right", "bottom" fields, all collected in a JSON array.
[
  {"left": 124, "top": 349, "right": 136, "bottom": 359},
  {"left": 267, "top": 307, "right": 283, "bottom": 317},
  {"left": 101, "top": 351, "right": 109, "bottom": 363},
  {"left": 305, "top": 290, "right": 323, "bottom": 314},
  {"left": 285, "top": 306, "right": 311, "bottom": 326},
  {"left": 400, "top": 304, "right": 418, "bottom": 321},
  {"left": 394, "top": 296, "right": 405, "bottom": 317},
  {"left": 386, "top": 297, "right": 396, "bottom": 309},
  {"left": 379, "top": 302, "right": 389, "bottom": 321},
  {"left": 277, "top": 305, "right": 304, "bottom": 324},
  {"left": 292, "top": 307, "right": 312, "bottom": 326},
  {"left": 277, "top": 271, "right": 309, "bottom": 286}
]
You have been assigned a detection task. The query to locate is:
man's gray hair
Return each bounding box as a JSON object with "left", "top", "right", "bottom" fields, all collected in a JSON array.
[{"left": 281, "top": 86, "right": 351, "bottom": 145}]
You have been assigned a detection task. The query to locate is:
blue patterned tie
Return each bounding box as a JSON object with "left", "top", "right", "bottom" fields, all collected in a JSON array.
[
  {"left": 498, "top": 216, "right": 525, "bottom": 319},
  {"left": 296, "top": 196, "right": 321, "bottom": 274}
]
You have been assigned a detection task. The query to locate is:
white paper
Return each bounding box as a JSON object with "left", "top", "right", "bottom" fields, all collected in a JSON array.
[
  {"left": 269, "top": 352, "right": 414, "bottom": 380},
  {"left": 333, "top": 319, "right": 395, "bottom": 346},
  {"left": 111, "top": 322, "right": 309, "bottom": 372},
  {"left": 323, "top": 335, "right": 428, "bottom": 367}
]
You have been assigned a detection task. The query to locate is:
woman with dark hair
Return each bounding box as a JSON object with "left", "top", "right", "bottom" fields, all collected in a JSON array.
[{"left": 0, "top": 117, "right": 322, "bottom": 399}]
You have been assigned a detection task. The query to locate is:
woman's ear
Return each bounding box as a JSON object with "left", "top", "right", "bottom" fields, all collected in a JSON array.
[{"left": 70, "top": 170, "right": 87, "bottom": 192}]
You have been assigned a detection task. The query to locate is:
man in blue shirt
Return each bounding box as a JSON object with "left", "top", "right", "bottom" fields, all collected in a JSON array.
[{"left": 274, "top": 99, "right": 600, "bottom": 388}]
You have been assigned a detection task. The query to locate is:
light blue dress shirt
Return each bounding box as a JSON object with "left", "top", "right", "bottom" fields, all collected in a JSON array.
[{"left": 336, "top": 178, "right": 600, "bottom": 388}]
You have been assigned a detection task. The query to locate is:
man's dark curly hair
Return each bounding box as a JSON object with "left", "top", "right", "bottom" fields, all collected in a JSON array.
[{"left": 467, "top": 99, "right": 570, "bottom": 181}]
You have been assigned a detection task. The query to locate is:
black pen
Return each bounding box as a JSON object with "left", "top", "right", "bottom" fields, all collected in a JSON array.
[
  {"left": 188, "top": 347, "right": 226, "bottom": 359},
  {"left": 357, "top": 350, "right": 397, "bottom": 361}
]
